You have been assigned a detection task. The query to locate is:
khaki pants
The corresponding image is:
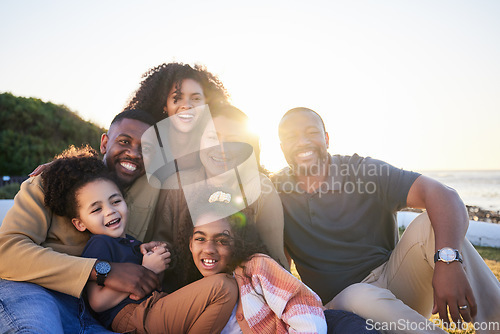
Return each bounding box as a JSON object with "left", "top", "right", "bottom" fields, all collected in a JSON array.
[
  {"left": 325, "top": 212, "right": 500, "bottom": 334},
  {"left": 112, "top": 273, "right": 238, "bottom": 334}
]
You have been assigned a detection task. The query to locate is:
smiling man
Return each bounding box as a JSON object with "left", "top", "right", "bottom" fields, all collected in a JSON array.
[
  {"left": 101, "top": 113, "right": 149, "bottom": 186},
  {"left": 0, "top": 109, "right": 162, "bottom": 333},
  {"left": 101, "top": 117, "right": 147, "bottom": 185},
  {"left": 272, "top": 107, "right": 500, "bottom": 334}
]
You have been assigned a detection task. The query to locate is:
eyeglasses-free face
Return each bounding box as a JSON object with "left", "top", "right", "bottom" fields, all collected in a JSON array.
[{"left": 189, "top": 218, "right": 234, "bottom": 277}]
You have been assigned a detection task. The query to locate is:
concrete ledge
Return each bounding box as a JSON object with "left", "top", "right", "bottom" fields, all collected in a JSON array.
[
  {"left": 398, "top": 211, "right": 500, "bottom": 248},
  {"left": 0, "top": 200, "right": 14, "bottom": 225}
]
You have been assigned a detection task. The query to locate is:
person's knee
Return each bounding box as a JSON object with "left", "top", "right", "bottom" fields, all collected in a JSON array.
[
  {"left": 404, "top": 212, "right": 433, "bottom": 237},
  {"left": 0, "top": 281, "right": 63, "bottom": 333},
  {"left": 204, "top": 273, "right": 238, "bottom": 303},
  {"left": 333, "top": 283, "right": 393, "bottom": 313}
]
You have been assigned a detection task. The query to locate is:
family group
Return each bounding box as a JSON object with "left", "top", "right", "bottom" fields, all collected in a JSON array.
[{"left": 1, "top": 62, "right": 499, "bottom": 334}]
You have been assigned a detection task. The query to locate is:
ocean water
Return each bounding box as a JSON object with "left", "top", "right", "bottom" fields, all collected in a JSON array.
[{"left": 422, "top": 170, "right": 500, "bottom": 212}]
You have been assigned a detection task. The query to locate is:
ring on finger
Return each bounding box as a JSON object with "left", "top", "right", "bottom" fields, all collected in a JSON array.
[{"left": 459, "top": 305, "right": 468, "bottom": 310}]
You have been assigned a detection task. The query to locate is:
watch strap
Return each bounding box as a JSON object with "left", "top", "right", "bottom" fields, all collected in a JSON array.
[
  {"left": 434, "top": 248, "right": 463, "bottom": 263},
  {"left": 95, "top": 261, "right": 111, "bottom": 286},
  {"left": 96, "top": 272, "right": 107, "bottom": 286}
]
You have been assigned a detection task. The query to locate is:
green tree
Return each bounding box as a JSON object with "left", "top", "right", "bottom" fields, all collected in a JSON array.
[{"left": 0, "top": 92, "right": 106, "bottom": 175}]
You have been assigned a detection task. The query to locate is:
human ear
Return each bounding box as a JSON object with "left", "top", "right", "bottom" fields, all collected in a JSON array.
[
  {"left": 325, "top": 132, "right": 330, "bottom": 149},
  {"left": 100, "top": 133, "right": 109, "bottom": 155},
  {"left": 71, "top": 218, "right": 87, "bottom": 232}
]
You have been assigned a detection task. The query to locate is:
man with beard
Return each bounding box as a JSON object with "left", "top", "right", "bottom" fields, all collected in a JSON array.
[
  {"left": 0, "top": 110, "right": 163, "bottom": 333},
  {"left": 272, "top": 107, "right": 500, "bottom": 333}
]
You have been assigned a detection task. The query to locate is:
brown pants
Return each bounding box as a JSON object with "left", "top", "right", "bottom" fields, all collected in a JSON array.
[{"left": 112, "top": 273, "right": 238, "bottom": 334}]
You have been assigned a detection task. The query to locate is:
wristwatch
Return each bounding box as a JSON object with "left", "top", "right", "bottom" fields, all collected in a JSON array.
[
  {"left": 434, "top": 247, "right": 463, "bottom": 264},
  {"left": 95, "top": 261, "right": 111, "bottom": 286}
]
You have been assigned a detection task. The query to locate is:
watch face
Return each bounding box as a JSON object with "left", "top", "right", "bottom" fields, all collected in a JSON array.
[
  {"left": 95, "top": 261, "right": 111, "bottom": 275},
  {"left": 440, "top": 248, "right": 456, "bottom": 262}
]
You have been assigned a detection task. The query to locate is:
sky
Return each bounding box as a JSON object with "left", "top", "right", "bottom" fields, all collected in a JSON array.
[{"left": 1, "top": 0, "right": 499, "bottom": 172}]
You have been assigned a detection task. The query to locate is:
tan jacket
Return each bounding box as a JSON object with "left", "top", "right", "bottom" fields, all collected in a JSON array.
[{"left": 0, "top": 174, "right": 159, "bottom": 297}]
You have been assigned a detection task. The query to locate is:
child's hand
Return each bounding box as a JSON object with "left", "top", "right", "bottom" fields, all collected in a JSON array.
[
  {"left": 142, "top": 245, "right": 171, "bottom": 274},
  {"left": 140, "top": 241, "right": 171, "bottom": 255}
]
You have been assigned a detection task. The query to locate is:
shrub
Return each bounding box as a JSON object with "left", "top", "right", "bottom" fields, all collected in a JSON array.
[{"left": 0, "top": 183, "right": 21, "bottom": 199}]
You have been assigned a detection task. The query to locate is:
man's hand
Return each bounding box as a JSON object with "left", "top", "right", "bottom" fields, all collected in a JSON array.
[
  {"left": 29, "top": 162, "right": 53, "bottom": 177},
  {"left": 142, "top": 247, "right": 171, "bottom": 274},
  {"left": 432, "top": 262, "right": 477, "bottom": 325},
  {"left": 92, "top": 262, "right": 160, "bottom": 300}
]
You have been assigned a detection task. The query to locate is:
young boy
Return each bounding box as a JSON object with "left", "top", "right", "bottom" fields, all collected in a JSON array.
[{"left": 42, "top": 146, "right": 237, "bottom": 333}]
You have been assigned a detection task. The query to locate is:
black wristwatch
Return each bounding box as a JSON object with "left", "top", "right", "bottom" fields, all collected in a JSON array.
[
  {"left": 434, "top": 247, "right": 463, "bottom": 264},
  {"left": 95, "top": 261, "right": 111, "bottom": 286}
]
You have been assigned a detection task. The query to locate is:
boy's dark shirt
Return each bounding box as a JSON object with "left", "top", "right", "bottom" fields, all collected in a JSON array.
[{"left": 81, "top": 234, "right": 147, "bottom": 328}]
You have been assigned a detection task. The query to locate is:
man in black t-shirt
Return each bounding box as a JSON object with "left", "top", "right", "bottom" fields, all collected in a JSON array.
[{"left": 272, "top": 107, "right": 500, "bottom": 333}]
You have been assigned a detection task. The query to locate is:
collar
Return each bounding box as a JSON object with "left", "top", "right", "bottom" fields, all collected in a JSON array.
[{"left": 118, "top": 234, "right": 137, "bottom": 245}]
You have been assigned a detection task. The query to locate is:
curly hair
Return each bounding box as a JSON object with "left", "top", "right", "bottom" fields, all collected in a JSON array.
[
  {"left": 125, "top": 62, "right": 229, "bottom": 121},
  {"left": 42, "top": 145, "right": 122, "bottom": 219},
  {"left": 173, "top": 199, "right": 269, "bottom": 287}
]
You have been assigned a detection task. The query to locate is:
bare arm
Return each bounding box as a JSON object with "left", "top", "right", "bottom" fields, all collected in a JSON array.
[
  {"left": 407, "top": 175, "right": 476, "bottom": 324},
  {"left": 86, "top": 254, "right": 166, "bottom": 312},
  {"left": 254, "top": 175, "right": 290, "bottom": 271},
  {"left": 86, "top": 281, "right": 130, "bottom": 313},
  {"left": 88, "top": 262, "right": 160, "bottom": 301}
]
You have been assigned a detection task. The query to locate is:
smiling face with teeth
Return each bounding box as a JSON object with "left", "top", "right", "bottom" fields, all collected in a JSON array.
[
  {"left": 164, "top": 78, "right": 206, "bottom": 133},
  {"left": 189, "top": 217, "right": 234, "bottom": 277},
  {"left": 199, "top": 114, "right": 255, "bottom": 178},
  {"left": 279, "top": 109, "right": 330, "bottom": 176},
  {"left": 101, "top": 118, "right": 150, "bottom": 187},
  {"left": 71, "top": 179, "right": 128, "bottom": 238}
]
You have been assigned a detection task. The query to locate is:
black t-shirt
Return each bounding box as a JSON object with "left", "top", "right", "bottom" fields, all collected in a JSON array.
[
  {"left": 81, "top": 234, "right": 147, "bottom": 328},
  {"left": 272, "top": 154, "right": 420, "bottom": 303}
]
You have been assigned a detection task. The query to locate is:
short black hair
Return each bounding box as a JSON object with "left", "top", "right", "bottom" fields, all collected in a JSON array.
[
  {"left": 110, "top": 109, "right": 156, "bottom": 127},
  {"left": 280, "top": 107, "right": 326, "bottom": 132}
]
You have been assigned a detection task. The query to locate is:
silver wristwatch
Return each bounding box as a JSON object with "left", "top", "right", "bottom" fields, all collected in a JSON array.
[{"left": 434, "top": 247, "right": 463, "bottom": 264}]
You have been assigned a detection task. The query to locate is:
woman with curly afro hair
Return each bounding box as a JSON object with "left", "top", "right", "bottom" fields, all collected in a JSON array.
[
  {"left": 125, "top": 62, "right": 229, "bottom": 122},
  {"left": 126, "top": 63, "right": 231, "bottom": 183}
]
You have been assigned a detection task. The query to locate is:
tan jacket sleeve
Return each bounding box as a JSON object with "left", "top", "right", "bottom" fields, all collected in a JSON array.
[
  {"left": 0, "top": 176, "right": 96, "bottom": 297},
  {"left": 254, "top": 175, "right": 290, "bottom": 271}
]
